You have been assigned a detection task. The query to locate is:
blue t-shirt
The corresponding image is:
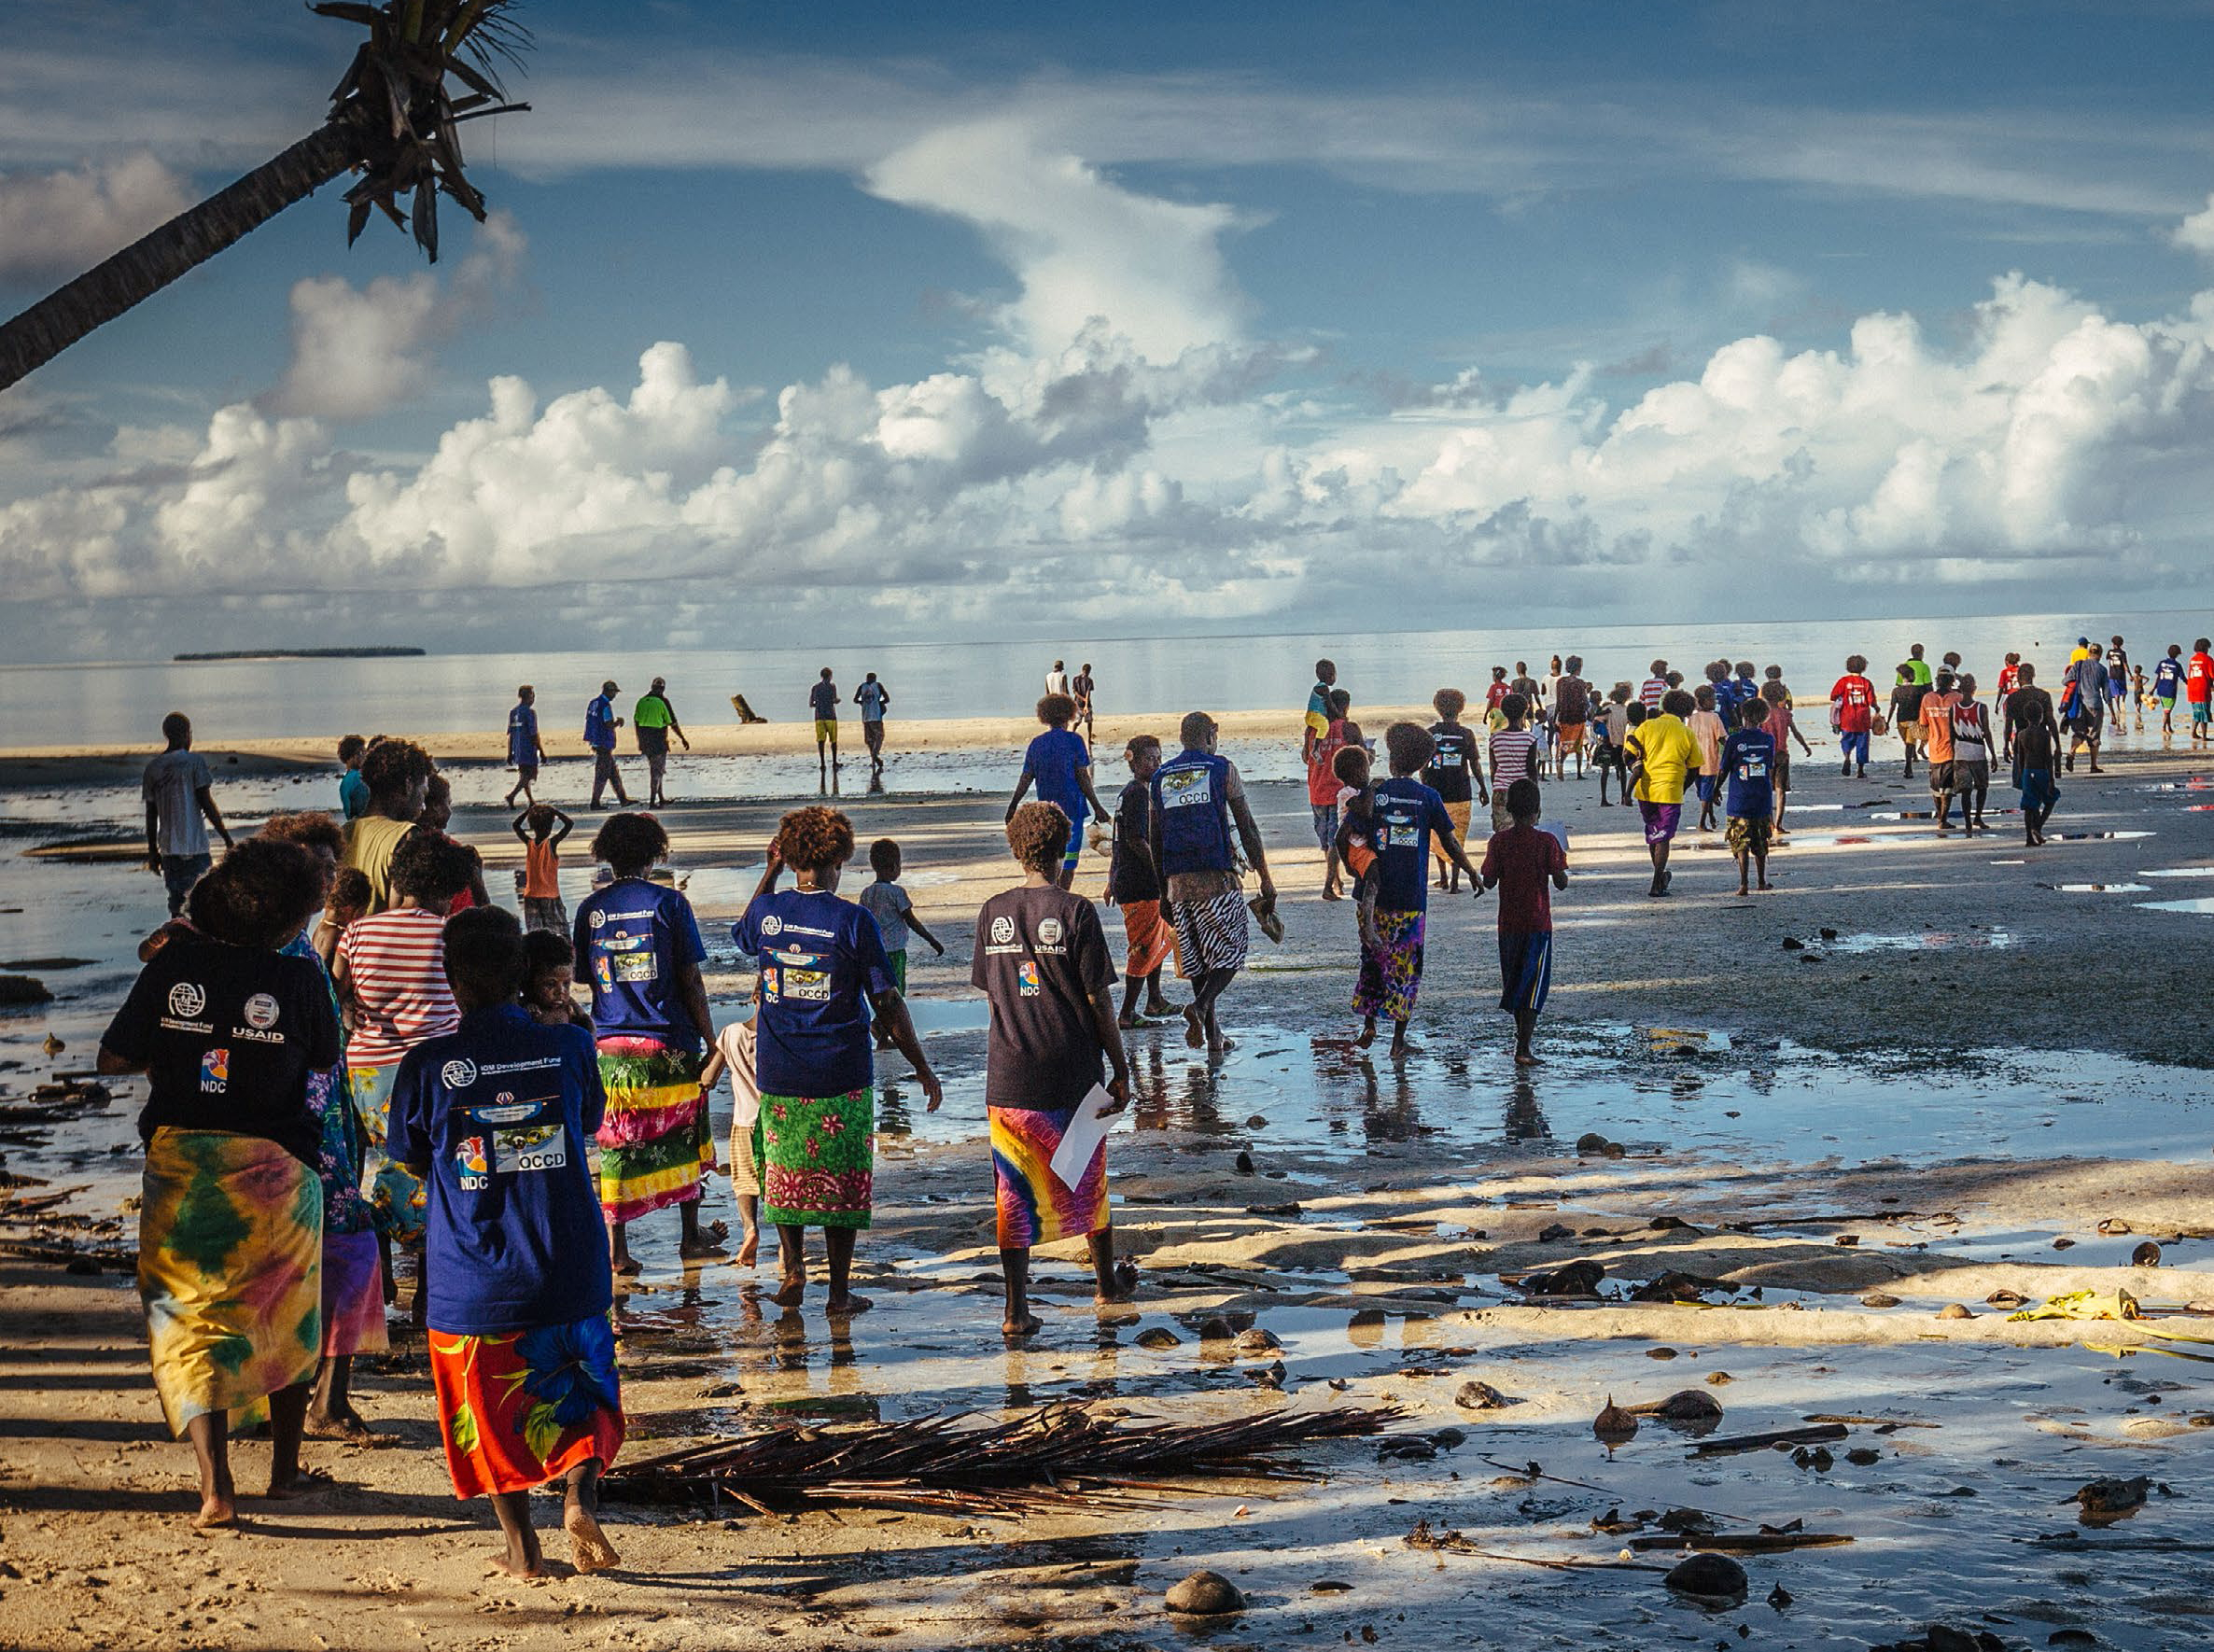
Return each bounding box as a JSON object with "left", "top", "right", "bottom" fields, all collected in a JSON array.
[
  {"left": 391, "top": 1006, "right": 610, "bottom": 1335},
  {"left": 338, "top": 769, "right": 370, "bottom": 821},
  {"left": 1370, "top": 776, "right": 1453, "bottom": 913},
  {"left": 809, "top": 681, "right": 838, "bottom": 718},
  {"left": 1025, "top": 728, "right": 1092, "bottom": 825},
  {"left": 856, "top": 680, "right": 888, "bottom": 721},
  {"left": 507, "top": 703, "right": 539, "bottom": 767},
  {"left": 2156, "top": 658, "right": 2184, "bottom": 696},
  {"left": 1720, "top": 727, "right": 1776, "bottom": 819},
  {"left": 584, "top": 694, "right": 617, "bottom": 751},
  {"left": 571, "top": 879, "right": 707, "bottom": 1050},
  {"left": 733, "top": 888, "right": 895, "bottom": 1098}
]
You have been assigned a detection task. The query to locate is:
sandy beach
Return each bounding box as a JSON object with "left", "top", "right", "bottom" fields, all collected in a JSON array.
[{"left": 5, "top": 714, "right": 2214, "bottom": 1650}]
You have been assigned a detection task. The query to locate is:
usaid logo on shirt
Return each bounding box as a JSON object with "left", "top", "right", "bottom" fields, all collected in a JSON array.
[
  {"left": 989, "top": 916, "right": 1016, "bottom": 945},
  {"left": 243, "top": 993, "right": 280, "bottom": 1030},
  {"left": 761, "top": 915, "right": 784, "bottom": 937},
  {"left": 1038, "top": 917, "right": 1063, "bottom": 945},
  {"left": 441, "top": 1058, "right": 480, "bottom": 1090},
  {"left": 167, "top": 982, "right": 206, "bottom": 1019}
]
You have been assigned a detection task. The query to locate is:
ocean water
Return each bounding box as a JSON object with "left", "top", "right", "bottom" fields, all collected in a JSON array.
[{"left": 2, "top": 606, "right": 2203, "bottom": 750}]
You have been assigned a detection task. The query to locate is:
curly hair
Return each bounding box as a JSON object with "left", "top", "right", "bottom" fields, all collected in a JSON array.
[
  {"left": 868, "top": 836, "right": 901, "bottom": 879},
  {"left": 523, "top": 803, "right": 558, "bottom": 836},
  {"left": 1006, "top": 801, "right": 1071, "bottom": 875},
  {"left": 328, "top": 866, "right": 373, "bottom": 926},
  {"left": 359, "top": 736, "right": 434, "bottom": 801},
  {"left": 591, "top": 811, "right": 670, "bottom": 874},
  {"left": 1331, "top": 743, "right": 1370, "bottom": 788},
  {"left": 1036, "top": 693, "right": 1077, "bottom": 727},
  {"left": 1383, "top": 720, "right": 1435, "bottom": 777},
  {"left": 1433, "top": 688, "right": 1467, "bottom": 720},
  {"left": 388, "top": 827, "right": 479, "bottom": 905},
  {"left": 258, "top": 810, "right": 344, "bottom": 860},
  {"left": 1660, "top": 689, "right": 1696, "bottom": 719},
  {"left": 187, "top": 838, "right": 327, "bottom": 949},
  {"left": 776, "top": 805, "right": 854, "bottom": 875}
]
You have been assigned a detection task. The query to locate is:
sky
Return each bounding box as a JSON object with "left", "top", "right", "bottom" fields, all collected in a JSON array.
[{"left": 2, "top": 0, "right": 2211, "bottom": 663}]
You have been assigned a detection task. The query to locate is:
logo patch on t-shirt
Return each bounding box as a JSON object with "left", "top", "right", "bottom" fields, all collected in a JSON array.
[
  {"left": 761, "top": 915, "right": 784, "bottom": 937},
  {"left": 1160, "top": 768, "right": 1212, "bottom": 808},
  {"left": 168, "top": 981, "right": 206, "bottom": 1018},
  {"left": 1017, "top": 960, "right": 1041, "bottom": 997},
  {"left": 783, "top": 967, "right": 830, "bottom": 1001},
  {"left": 199, "top": 1047, "right": 228, "bottom": 1092},
  {"left": 589, "top": 909, "right": 607, "bottom": 929},
  {"left": 455, "top": 1134, "right": 489, "bottom": 1190},
  {"left": 441, "top": 1058, "right": 480, "bottom": 1089},
  {"left": 612, "top": 950, "right": 659, "bottom": 984},
  {"left": 242, "top": 992, "right": 279, "bottom": 1030},
  {"left": 990, "top": 916, "right": 1016, "bottom": 945},
  {"left": 494, "top": 1123, "right": 566, "bottom": 1173},
  {"left": 1038, "top": 917, "right": 1064, "bottom": 945}
]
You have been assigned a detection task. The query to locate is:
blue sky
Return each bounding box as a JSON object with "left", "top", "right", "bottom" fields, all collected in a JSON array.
[{"left": 2, "top": 0, "right": 2210, "bottom": 660}]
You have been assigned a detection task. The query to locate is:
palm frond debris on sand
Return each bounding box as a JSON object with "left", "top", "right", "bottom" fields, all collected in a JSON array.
[{"left": 603, "top": 1400, "right": 1406, "bottom": 1518}]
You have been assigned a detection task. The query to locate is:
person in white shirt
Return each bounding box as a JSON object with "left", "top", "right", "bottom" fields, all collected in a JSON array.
[
  {"left": 1044, "top": 660, "right": 1070, "bottom": 696},
  {"left": 143, "top": 712, "right": 232, "bottom": 917},
  {"left": 855, "top": 672, "right": 890, "bottom": 776}
]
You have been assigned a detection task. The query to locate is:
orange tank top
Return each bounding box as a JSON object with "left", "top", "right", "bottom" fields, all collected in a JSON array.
[{"left": 524, "top": 839, "right": 560, "bottom": 900}]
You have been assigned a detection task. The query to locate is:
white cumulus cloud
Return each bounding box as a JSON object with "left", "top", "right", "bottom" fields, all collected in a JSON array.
[
  {"left": 0, "top": 151, "right": 194, "bottom": 282},
  {"left": 263, "top": 212, "right": 528, "bottom": 421}
]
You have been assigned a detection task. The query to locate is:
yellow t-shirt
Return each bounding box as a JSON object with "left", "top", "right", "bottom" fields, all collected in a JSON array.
[
  {"left": 1631, "top": 714, "right": 1702, "bottom": 805},
  {"left": 343, "top": 815, "right": 414, "bottom": 914}
]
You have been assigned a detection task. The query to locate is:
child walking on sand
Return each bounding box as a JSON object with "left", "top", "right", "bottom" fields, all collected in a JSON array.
[
  {"left": 1353, "top": 723, "right": 1483, "bottom": 1060},
  {"left": 1328, "top": 746, "right": 1386, "bottom": 1027},
  {"left": 1423, "top": 689, "right": 1484, "bottom": 892},
  {"left": 1719, "top": 701, "right": 1777, "bottom": 894},
  {"left": 1593, "top": 688, "right": 1634, "bottom": 806},
  {"left": 858, "top": 838, "right": 945, "bottom": 1046},
  {"left": 1106, "top": 736, "right": 1177, "bottom": 1027},
  {"left": 1479, "top": 778, "right": 1567, "bottom": 1065},
  {"left": 698, "top": 1009, "right": 764, "bottom": 1268}
]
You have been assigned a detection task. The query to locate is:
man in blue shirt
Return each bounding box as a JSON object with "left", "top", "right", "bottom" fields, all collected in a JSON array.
[
  {"left": 2155, "top": 644, "right": 2185, "bottom": 737},
  {"left": 1005, "top": 692, "right": 1108, "bottom": 890},
  {"left": 1718, "top": 701, "right": 1777, "bottom": 896},
  {"left": 583, "top": 680, "right": 631, "bottom": 809},
  {"left": 504, "top": 685, "right": 544, "bottom": 808}
]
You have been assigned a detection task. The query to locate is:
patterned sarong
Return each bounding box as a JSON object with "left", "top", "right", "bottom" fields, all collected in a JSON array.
[
  {"left": 1119, "top": 899, "right": 1174, "bottom": 978},
  {"left": 990, "top": 1104, "right": 1109, "bottom": 1250},
  {"left": 595, "top": 1037, "right": 710, "bottom": 1224},
  {"left": 760, "top": 1088, "right": 874, "bottom": 1228},
  {"left": 428, "top": 1315, "right": 624, "bottom": 1499},
  {"left": 1171, "top": 890, "right": 1249, "bottom": 978},
  {"left": 349, "top": 1064, "right": 425, "bottom": 1244},
  {"left": 1352, "top": 908, "right": 1427, "bottom": 1022},
  {"left": 138, "top": 1129, "right": 321, "bottom": 1435}
]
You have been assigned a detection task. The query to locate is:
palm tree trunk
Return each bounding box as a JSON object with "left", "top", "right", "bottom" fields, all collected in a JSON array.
[{"left": 0, "top": 119, "right": 367, "bottom": 394}]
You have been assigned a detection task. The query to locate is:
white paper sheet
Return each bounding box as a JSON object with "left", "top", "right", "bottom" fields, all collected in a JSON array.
[{"left": 1049, "top": 1084, "right": 1119, "bottom": 1187}]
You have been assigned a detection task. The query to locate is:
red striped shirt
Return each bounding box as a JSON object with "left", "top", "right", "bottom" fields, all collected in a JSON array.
[
  {"left": 339, "top": 908, "right": 458, "bottom": 1066},
  {"left": 1490, "top": 728, "right": 1540, "bottom": 788}
]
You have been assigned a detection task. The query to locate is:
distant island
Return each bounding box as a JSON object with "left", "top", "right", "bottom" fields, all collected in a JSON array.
[{"left": 173, "top": 647, "right": 427, "bottom": 662}]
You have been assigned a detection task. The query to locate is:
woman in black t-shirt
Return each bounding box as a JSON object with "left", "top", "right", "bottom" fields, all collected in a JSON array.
[
  {"left": 98, "top": 838, "right": 341, "bottom": 1530},
  {"left": 971, "top": 802, "right": 1137, "bottom": 1338}
]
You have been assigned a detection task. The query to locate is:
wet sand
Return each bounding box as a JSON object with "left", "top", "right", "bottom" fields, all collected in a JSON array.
[{"left": 5, "top": 717, "right": 2214, "bottom": 1650}]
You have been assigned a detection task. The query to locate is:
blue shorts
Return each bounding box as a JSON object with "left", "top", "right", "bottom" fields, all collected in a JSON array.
[
  {"left": 1694, "top": 774, "right": 1717, "bottom": 804},
  {"left": 2194, "top": 701, "right": 2211, "bottom": 725},
  {"left": 1498, "top": 930, "right": 1553, "bottom": 1015},
  {"left": 1311, "top": 803, "right": 1339, "bottom": 852}
]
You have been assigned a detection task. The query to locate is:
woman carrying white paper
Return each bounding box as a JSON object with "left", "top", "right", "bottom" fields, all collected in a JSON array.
[{"left": 971, "top": 802, "right": 1138, "bottom": 1338}]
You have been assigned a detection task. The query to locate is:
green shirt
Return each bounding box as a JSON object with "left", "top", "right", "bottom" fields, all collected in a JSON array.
[{"left": 634, "top": 694, "right": 675, "bottom": 730}]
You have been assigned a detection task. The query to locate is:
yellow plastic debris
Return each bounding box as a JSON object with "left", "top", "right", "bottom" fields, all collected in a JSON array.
[{"left": 2006, "top": 1288, "right": 2140, "bottom": 1323}]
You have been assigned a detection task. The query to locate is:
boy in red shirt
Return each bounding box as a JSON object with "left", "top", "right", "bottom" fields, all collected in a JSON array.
[
  {"left": 1829, "top": 654, "right": 1877, "bottom": 777},
  {"left": 1479, "top": 778, "right": 1569, "bottom": 1067},
  {"left": 2188, "top": 637, "right": 2214, "bottom": 747}
]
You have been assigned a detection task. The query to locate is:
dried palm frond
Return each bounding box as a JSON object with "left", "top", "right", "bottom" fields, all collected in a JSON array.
[{"left": 604, "top": 1400, "right": 1407, "bottom": 1518}]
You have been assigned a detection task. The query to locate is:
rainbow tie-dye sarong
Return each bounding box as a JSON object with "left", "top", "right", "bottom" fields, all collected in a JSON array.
[
  {"left": 989, "top": 1104, "right": 1109, "bottom": 1251},
  {"left": 137, "top": 1129, "right": 322, "bottom": 1435}
]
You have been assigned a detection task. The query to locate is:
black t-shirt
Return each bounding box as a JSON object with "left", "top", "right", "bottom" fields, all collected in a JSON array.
[
  {"left": 1422, "top": 721, "right": 1476, "bottom": 804},
  {"left": 1891, "top": 683, "right": 1928, "bottom": 723},
  {"left": 970, "top": 886, "right": 1114, "bottom": 1112},
  {"left": 2008, "top": 688, "right": 2057, "bottom": 767},
  {"left": 1107, "top": 778, "right": 1159, "bottom": 903},
  {"left": 102, "top": 934, "right": 341, "bottom": 1166}
]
